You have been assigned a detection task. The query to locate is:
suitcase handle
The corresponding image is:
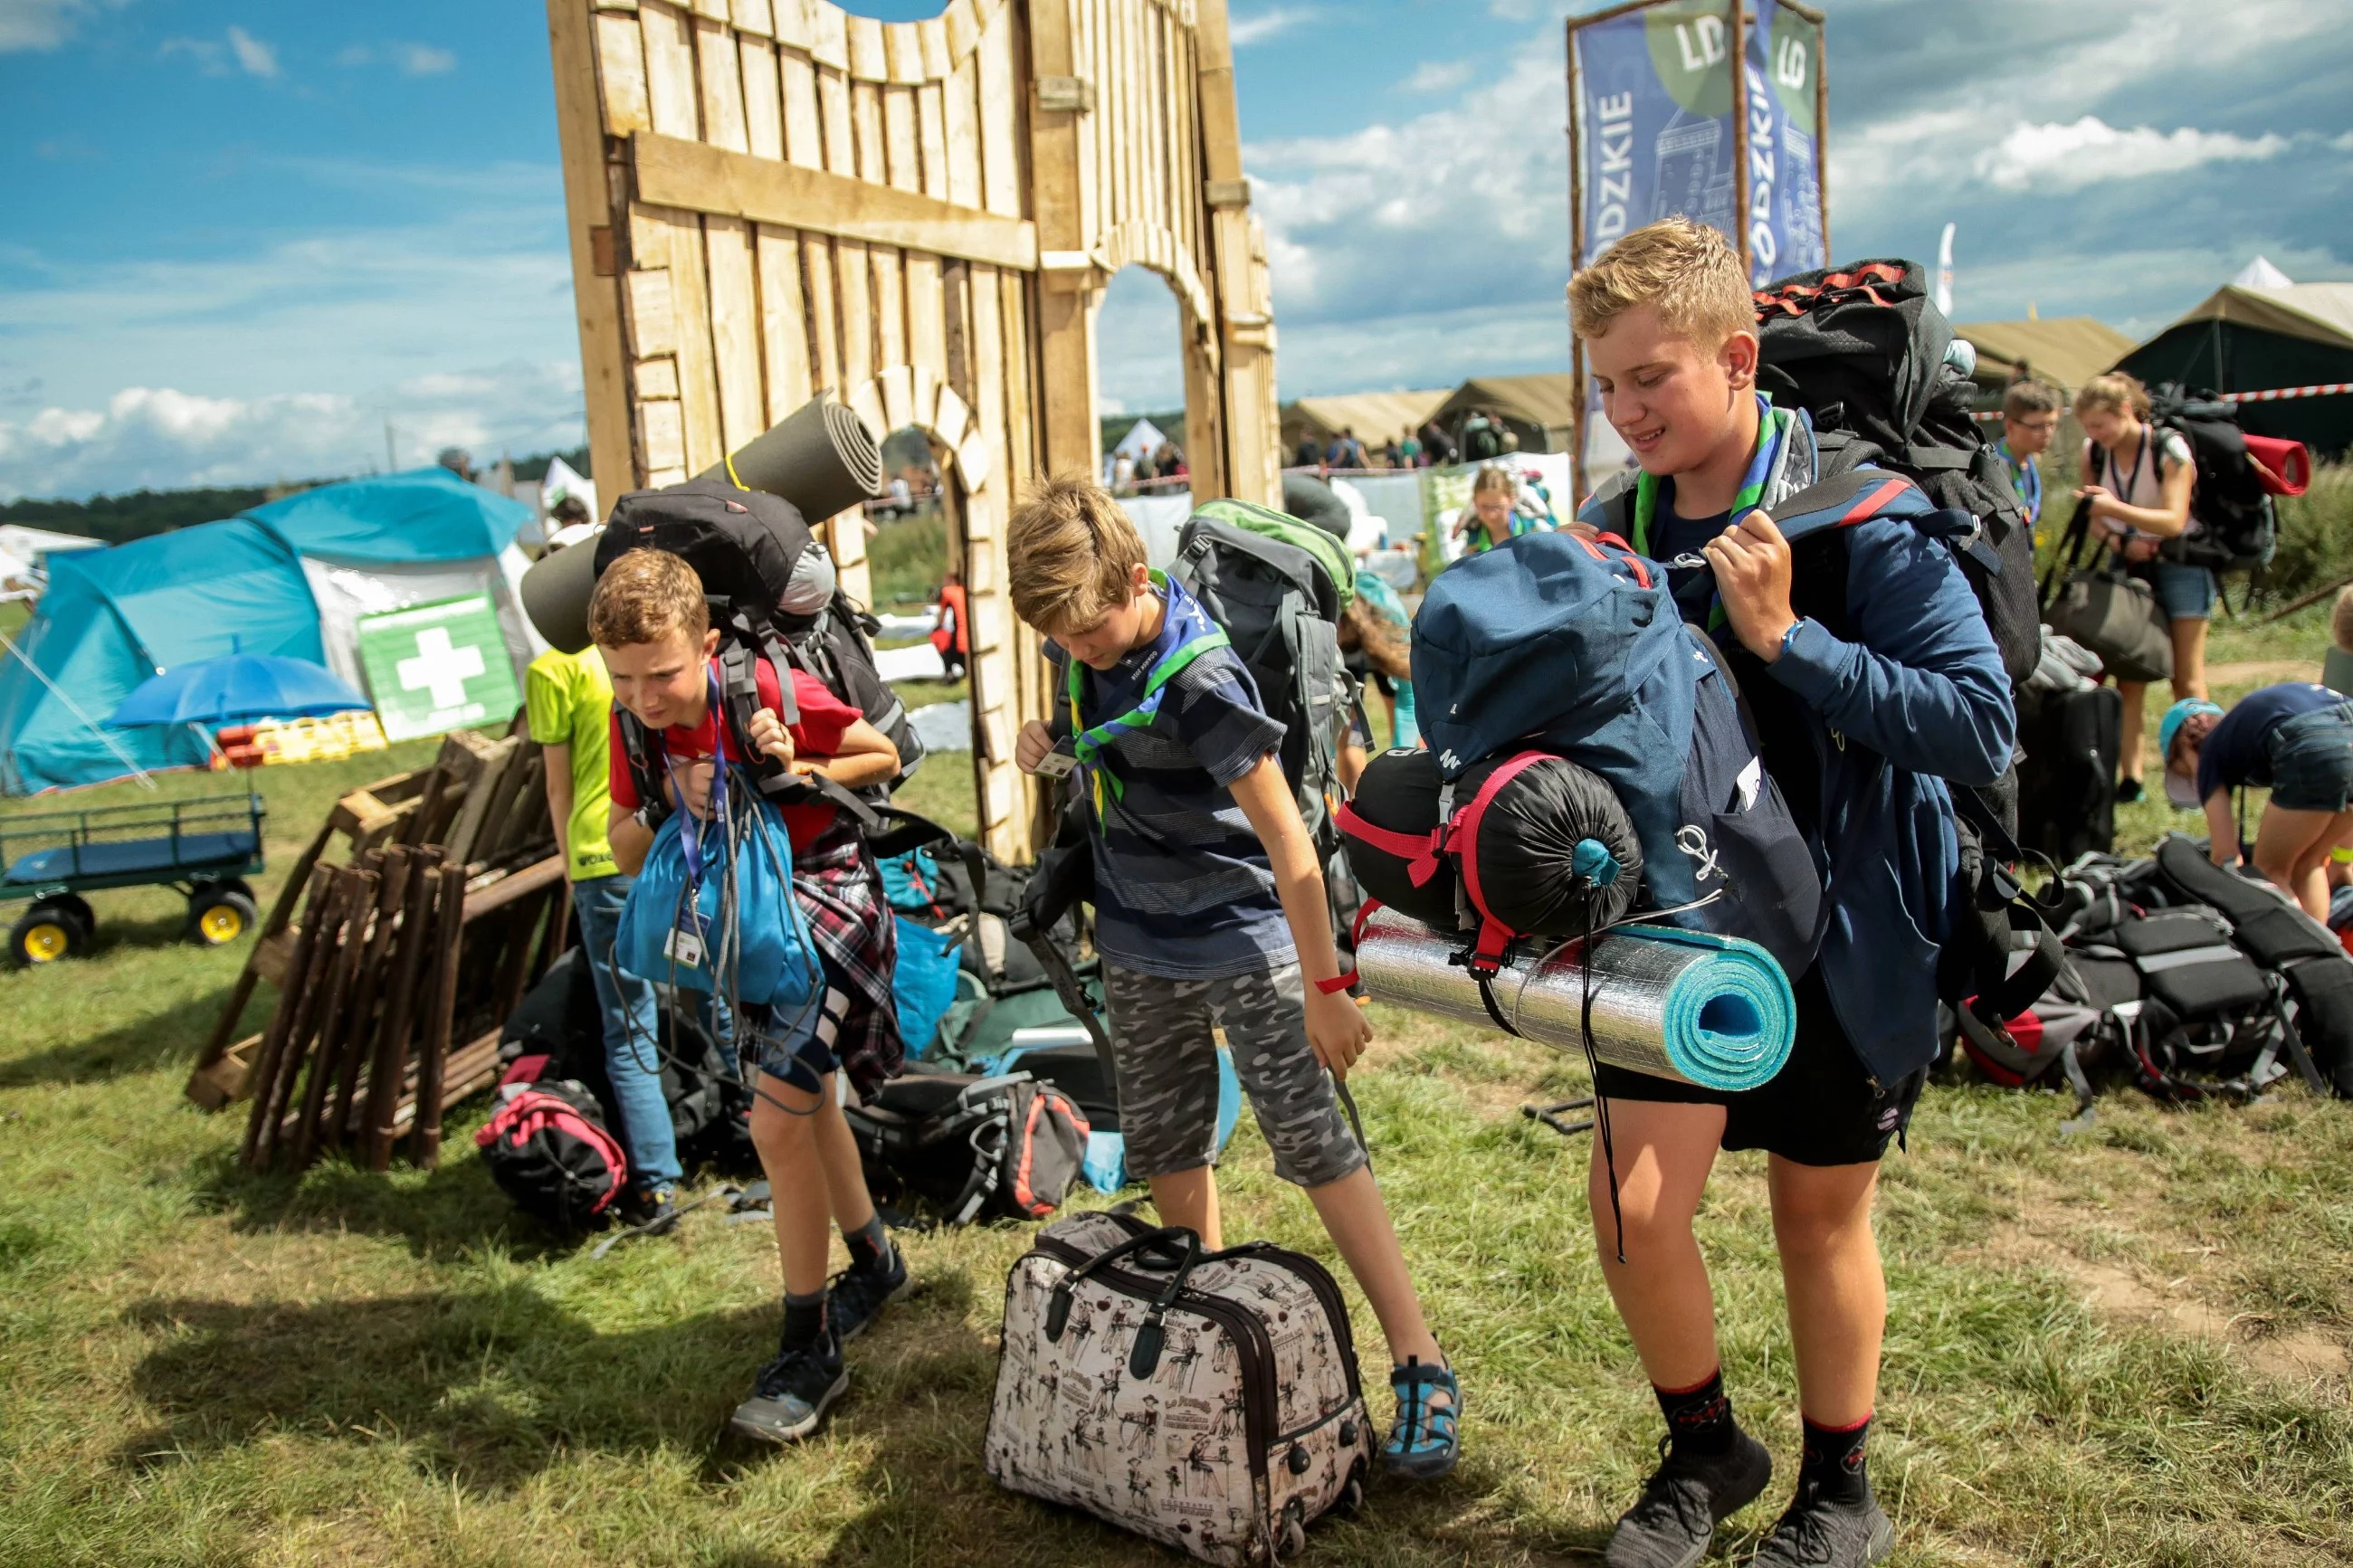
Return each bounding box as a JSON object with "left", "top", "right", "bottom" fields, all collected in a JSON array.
[{"left": 1043, "top": 1225, "right": 1204, "bottom": 1380}]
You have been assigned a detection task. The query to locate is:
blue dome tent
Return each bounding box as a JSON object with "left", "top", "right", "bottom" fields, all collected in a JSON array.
[{"left": 0, "top": 470, "right": 541, "bottom": 794}]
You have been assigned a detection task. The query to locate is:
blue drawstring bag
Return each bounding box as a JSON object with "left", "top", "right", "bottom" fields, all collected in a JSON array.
[
  {"left": 617, "top": 721, "right": 820, "bottom": 1014},
  {"left": 891, "top": 916, "right": 964, "bottom": 1058}
]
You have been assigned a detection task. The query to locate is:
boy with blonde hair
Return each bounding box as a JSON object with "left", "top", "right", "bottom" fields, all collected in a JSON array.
[
  {"left": 1007, "top": 476, "right": 1460, "bottom": 1479},
  {"left": 1570, "top": 218, "right": 2014, "bottom": 1567},
  {"left": 593, "top": 547, "right": 910, "bottom": 1445}
]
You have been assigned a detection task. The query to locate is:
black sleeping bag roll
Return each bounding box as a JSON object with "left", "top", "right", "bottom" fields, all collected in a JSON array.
[{"left": 1341, "top": 746, "right": 1644, "bottom": 938}]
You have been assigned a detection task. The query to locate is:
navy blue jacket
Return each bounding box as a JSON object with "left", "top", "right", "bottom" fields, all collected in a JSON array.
[{"left": 1586, "top": 431, "right": 2015, "bottom": 1084}]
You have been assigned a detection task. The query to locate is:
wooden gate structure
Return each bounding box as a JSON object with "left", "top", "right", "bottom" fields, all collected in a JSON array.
[{"left": 545, "top": 0, "right": 1284, "bottom": 858}]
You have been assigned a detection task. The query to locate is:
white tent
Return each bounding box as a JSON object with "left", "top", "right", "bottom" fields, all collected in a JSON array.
[
  {"left": 1111, "top": 418, "right": 1167, "bottom": 464},
  {"left": 2233, "top": 255, "right": 2294, "bottom": 290},
  {"left": 0, "top": 525, "right": 105, "bottom": 599}
]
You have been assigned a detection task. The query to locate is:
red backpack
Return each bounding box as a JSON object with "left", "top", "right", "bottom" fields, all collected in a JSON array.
[{"left": 474, "top": 1056, "right": 630, "bottom": 1234}]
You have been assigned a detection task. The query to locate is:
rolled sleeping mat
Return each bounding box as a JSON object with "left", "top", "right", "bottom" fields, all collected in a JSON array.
[
  {"left": 1341, "top": 746, "right": 1644, "bottom": 935},
  {"left": 519, "top": 393, "right": 883, "bottom": 652},
  {"left": 1356, "top": 906, "right": 1795, "bottom": 1091},
  {"left": 702, "top": 391, "right": 884, "bottom": 522}
]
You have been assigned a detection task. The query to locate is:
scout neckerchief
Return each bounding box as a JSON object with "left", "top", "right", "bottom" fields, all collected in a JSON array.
[
  {"left": 1996, "top": 437, "right": 2042, "bottom": 527},
  {"left": 1633, "top": 392, "right": 1795, "bottom": 632},
  {"left": 1065, "top": 571, "right": 1231, "bottom": 811}
]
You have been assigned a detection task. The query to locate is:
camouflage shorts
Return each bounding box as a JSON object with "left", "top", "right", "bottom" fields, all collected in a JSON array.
[{"left": 1100, "top": 960, "right": 1367, "bottom": 1189}]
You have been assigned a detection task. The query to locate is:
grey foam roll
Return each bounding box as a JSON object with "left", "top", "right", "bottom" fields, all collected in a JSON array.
[
  {"left": 1355, "top": 906, "right": 1796, "bottom": 1090},
  {"left": 701, "top": 392, "right": 883, "bottom": 519},
  {"left": 520, "top": 535, "right": 600, "bottom": 654}
]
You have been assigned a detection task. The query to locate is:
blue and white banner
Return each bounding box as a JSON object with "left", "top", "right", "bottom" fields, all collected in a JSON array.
[{"left": 1740, "top": 2, "right": 1825, "bottom": 288}]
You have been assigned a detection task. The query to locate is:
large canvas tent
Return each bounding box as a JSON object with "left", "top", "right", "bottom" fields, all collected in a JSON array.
[
  {"left": 1952, "top": 317, "right": 2138, "bottom": 395},
  {"left": 1280, "top": 390, "right": 1451, "bottom": 461},
  {"left": 1429, "top": 375, "right": 1578, "bottom": 455},
  {"left": 0, "top": 469, "right": 539, "bottom": 794},
  {"left": 2120, "top": 281, "right": 2353, "bottom": 456}
]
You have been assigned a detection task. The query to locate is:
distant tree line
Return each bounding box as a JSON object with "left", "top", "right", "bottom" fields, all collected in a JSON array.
[{"left": 1, "top": 446, "right": 592, "bottom": 546}]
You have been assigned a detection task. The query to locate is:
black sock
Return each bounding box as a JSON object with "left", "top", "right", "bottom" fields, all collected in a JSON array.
[
  {"left": 844, "top": 1212, "right": 893, "bottom": 1273},
  {"left": 1799, "top": 1412, "right": 1872, "bottom": 1503},
  {"left": 1654, "top": 1367, "right": 1737, "bottom": 1457},
  {"left": 782, "top": 1289, "right": 827, "bottom": 1351}
]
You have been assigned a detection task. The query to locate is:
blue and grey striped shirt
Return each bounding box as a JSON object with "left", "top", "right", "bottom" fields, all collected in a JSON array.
[{"left": 1049, "top": 577, "right": 1291, "bottom": 979}]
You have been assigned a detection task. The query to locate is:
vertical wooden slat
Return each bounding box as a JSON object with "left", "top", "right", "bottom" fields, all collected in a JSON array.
[
  {"left": 881, "top": 85, "right": 922, "bottom": 192},
  {"left": 327, "top": 850, "right": 408, "bottom": 1150},
  {"left": 650, "top": 209, "right": 726, "bottom": 474},
  {"left": 696, "top": 11, "right": 750, "bottom": 152},
  {"left": 885, "top": 20, "right": 925, "bottom": 84},
  {"left": 365, "top": 848, "right": 442, "bottom": 1172},
  {"left": 290, "top": 866, "right": 374, "bottom": 1172},
  {"left": 239, "top": 867, "right": 335, "bottom": 1168},
  {"left": 918, "top": 16, "right": 951, "bottom": 80},
  {"left": 872, "top": 245, "right": 909, "bottom": 382},
  {"left": 834, "top": 238, "right": 875, "bottom": 389},
  {"left": 705, "top": 214, "right": 767, "bottom": 454},
  {"left": 779, "top": 47, "right": 824, "bottom": 168},
  {"left": 734, "top": 0, "right": 775, "bottom": 36},
  {"left": 757, "top": 223, "right": 814, "bottom": 419},
  {"left": 944, "top": 53, "right": 983, "bottom": 210},
  {"left": 818, "top": 63, "right": 857, "bottom": 176},
  {"left": 907, "top": 252, "right": 947, "bottom": 390},
  {"left": 412, "top": 865, "right": 470, "bottom": 1169},
  {"left": 642, "top": 0, "right": 701, "bottom": 138},
  {"left": 740, "top": 33, "right": 784, "bottom": 159},
  {"left": 802, "top": 232, "right": 843, "bottom": 392},
  {"left": 556, "top": 0, "right": 641, "bottom": 499},
  {"left": 975, "top": 0, "right": 1021, "bottom": 218},
  {"left": 919, "top": 77, "right": 954, "bottom": 201},
  {"left": 774, "top": 0, "right": 813, "bottom": 50},
  {"left": 853, "top": 79, "right": 888, "bottom": 185},
  {"left": 594, "top": 10, "right": 653, "bottom": 134}
]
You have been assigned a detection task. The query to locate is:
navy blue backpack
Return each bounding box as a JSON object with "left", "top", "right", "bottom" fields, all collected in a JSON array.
[{"left": 1413, "top": 530, "right": 1821, "bottom": 975}]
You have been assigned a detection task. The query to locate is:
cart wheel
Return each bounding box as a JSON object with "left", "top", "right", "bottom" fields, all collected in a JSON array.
[
  {"left": 187, "top": 888, "right": 260, "bottom": 947},
  {"left": 52, "top": 894, "right": 95, "bottom": 933},
  {"left": 10, "top": 901, "right": 90, "bottom": 967}
]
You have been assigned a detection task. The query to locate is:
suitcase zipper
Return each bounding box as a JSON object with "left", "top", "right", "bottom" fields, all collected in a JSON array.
[{"left": 1032, "top": 1233, "right": 1279, "bottom": 1481}]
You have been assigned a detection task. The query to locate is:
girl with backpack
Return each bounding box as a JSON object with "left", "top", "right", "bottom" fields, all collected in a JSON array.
[
  {"left": 1452, "top": 465, "right": 1546, "bottom": 556},
  {"left": 2075, "top": 372, "right": 2202, "bottom": 803}
]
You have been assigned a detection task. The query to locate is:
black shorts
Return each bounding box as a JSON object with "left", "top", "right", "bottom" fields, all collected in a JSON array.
[{"left": 1591, "top": 968, "right": 1924, "bottom": 1166}]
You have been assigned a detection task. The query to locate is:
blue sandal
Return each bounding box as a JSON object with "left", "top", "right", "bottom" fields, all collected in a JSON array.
[{"left": 1382, "top": 1354, "right": 1460, "bottom": 1479}]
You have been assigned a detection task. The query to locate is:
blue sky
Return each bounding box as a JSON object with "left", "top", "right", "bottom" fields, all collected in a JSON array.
[{"left": 2, "top": 0, "right": 2348, "bottom": 499}]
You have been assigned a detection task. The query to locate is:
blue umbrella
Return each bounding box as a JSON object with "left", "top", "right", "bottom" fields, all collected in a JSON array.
[{"left": 105, "top": 652, "right": 370, "bottom": 729}]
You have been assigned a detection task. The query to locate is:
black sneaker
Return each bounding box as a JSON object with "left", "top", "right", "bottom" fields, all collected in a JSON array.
[
  {"left": 1748, "top": 1478, "right": 1894, "bottom": 1567},
  {"left": 729, "top": 1326, "right": 847, "bottom": 1444},
  {"left": 1603, "top": 1429, "right": 1773, "bottom": 1568},
  {"left": 615, "top": 1183, "right": 679, "bottom": 1232},
  {"left": 2117, "top": 776, "right": 2146, "bottom": 804},
  {"left": 827, "top": 1246, "right": 910, "bottom": 1344}
]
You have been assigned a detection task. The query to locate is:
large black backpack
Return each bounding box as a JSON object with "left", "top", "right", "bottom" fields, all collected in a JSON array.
[
  {"left": 596, "top": 478, "right": 914, "bottom": 810},
  {"left": 2089, "top": 385, "right": 2277, "bottom": 579},
  {"left": 1752, "top": 259, "right": 2042, "bottom": 689}
]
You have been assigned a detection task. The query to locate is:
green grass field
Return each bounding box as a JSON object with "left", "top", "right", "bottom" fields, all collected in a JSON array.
[{"left": 5, "top": 616, "right": 2353, "bottom": 1566}]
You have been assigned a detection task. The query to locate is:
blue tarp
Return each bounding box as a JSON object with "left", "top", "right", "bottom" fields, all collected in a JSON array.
[
  {"left": 0, "top": 520, "right": 323, "bottom": 793},
  {"left": 0, "top": 468, "right": 535, "bottom": 793},
  {"left": 244, "top": 467, "right": 531, "bottom": 563}
]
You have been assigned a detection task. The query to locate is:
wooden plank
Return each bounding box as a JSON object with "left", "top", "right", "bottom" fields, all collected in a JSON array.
[
  {"left": 801, "top": 232, "right": 842, "bottom": 392},
  {"left": 689, "top": 0, "right": 729, "bottom": 18},
  {"left": 773, "top": 0, "right": 812, "bottom": 50},
  {"left": 634, "top": 356, "right": 681, "bottom": 399},
  {"left": 918, "top": 16, "right": 951, "bottom": 80},
  {"left": 818, "top": 61, "right": 858, "bottom": 177},
  {"left": 364, "top": 848, "right": 442, "bottom": 1170},
  {"left": 944, "top": 0, "right": 979, "bottom": 63},
  {"left": 623, "top": 267, "right": 678, "bottom": 356},
  {"left": 975, "top": 0, "right": 1021, "bottom": 218},
  {"left": 998, "top": 263, "right": 1039, "bottom": 508},
  {"left": 809, "top": 0, "right": 846, "bottom": 71},
  {"left": 593, "top": 9, "right": 653, "bottom": 134},
  {"left": 739, "top": 33, "right": 783, "bottom": 160},
  {"left": 944, "top": 54, "right": 982, "bottom": 211},
  {"left": 694, "top": 11, "right": 750, "bottom": 152},
  {"left": 907, "top": 251, "right": 946, "bottom": 390},
  {"left": 756, "top": 223, "right": 814, "bottom": 418},
  {"left": 641, "top": 0, "right": 701, "bottom": 139},
  {"left": 411, "top": 864, "right": 471, "bottom": 1168},
  {"left": 558, "top": 0, "right": 641, "bottom": 510},
  {"left": 852, "top": 79, "right": 887, "bottom": 185},
  {"left": 967, "top": 261, "right": 1007, "bottom": 486},
  {"left": 828, "top": 507, "right": 872, "bottom": 608},
  {"left": 778, "top": 46, "right": 824, "bottom": 167},
  {"left": 733, "top": 0, "right": 774, "bottom": 35},
  {"left": 288, "top": 866, "right": 375, "bottom": 1172},
  {"left": 848, "top": 376, "right": 887, "bottom": 445},
  {"left": 834, "top": 236, "right": 875, "bottom": 389},
  {"left": 237, "top": 866, "right": 334, "bottom": 1164},
  {"left": 441, "top": 736, "right": 520, "bottom": 870},
  {"left": 631, "top": 132, "right": 1039, "bottom": 269},
  {"left": 845, "top": 13, "right": 887, "bottom": 81},
  {"left": 462, "top": 856, "right": 570, "bottom": 923},
  {"left": 885, "top": 21, "right": 924, "bottom": 84},
  {"left": 638, "top": 399, "right": 687, "bottom": 471},
  {"left": 186, "top": 1035, "right": 262, "bottom": 1111},
  {"left": 881, "top": 84, "right": 921, "bottom": 192},
  {"left": 326, "top": 849, "right": 408, "bottom": 1153},
  {"left": 657, "top": 208, "right": 727, "bottom": 474},
  {"left": 916, "top": 80, "right": 949, "bottom": 201},
  {"left": 703, "top": 213, "right": 768, "bottom": 453},
  {"left": 872, "top": 244, "right": 908, "bottom": 377},
  {"left": 880, "top": 363, "right": 914, "bottom": 432}
]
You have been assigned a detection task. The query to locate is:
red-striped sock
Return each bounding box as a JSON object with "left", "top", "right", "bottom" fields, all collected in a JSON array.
[
  {"left": 1653, "top": 1367, "right": 1736, "bottom": 1457},
  {"left": 1800, "top": 1411, "right": 1872, "bottom": 1503}
]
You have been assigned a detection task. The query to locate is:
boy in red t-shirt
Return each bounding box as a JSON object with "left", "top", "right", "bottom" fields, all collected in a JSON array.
[{"left": 593, "top": 547, "right": 907, "bottom": 1445}]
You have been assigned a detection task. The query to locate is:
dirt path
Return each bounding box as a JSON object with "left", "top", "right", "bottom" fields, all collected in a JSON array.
[{"left": 2206, "top": 658, "right": 2321, "bottom": 687}]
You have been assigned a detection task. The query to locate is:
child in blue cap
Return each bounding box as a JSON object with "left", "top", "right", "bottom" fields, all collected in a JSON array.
[{"left": 2161, "top": 684, "right": 2353, "bottom": 918}]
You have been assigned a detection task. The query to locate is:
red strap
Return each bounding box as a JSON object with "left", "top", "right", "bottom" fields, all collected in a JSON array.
[
  {"left": 1453, "top": 751, "right": 1554, "bottom": 956},
  {"left": 1572, "top": 531, "right": 1653, "bottom": 589},
  {"left": 1350, "top": 896, "right": 1383, "bottom": 950},
  {"left": 1838, "top": 476, "right": 1913, "bottom": 527},
  {"left": 1469, "top": 917, "right": 1514, "bottom": 976},
  {"left": 1313, "top": 972, "right": 1358, "bottom": 995},
  {"left": 1336, "top": 800, "right": 1444, "bottom": 888}
]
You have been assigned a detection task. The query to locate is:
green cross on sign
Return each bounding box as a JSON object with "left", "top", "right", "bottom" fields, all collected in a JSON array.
[{"left": 356, "top": 594, "right": 521, "bottom": 742}]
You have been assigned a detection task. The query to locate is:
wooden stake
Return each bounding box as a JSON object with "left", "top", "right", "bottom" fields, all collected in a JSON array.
[
  {"left": 238, "top": 866, "right": 335, "bottom": 1167},
  {"left": 365, "top": 847, "right": 443, "bottom": 1171},
  {"left": 290, "top": 865, "right": 376, "bottom": 1172},
  {"left": 412, "top": 863, "right": 470, "bottom": 1169},
  {"left": 327, "top": 846, "right": 408, "bottom": 1150}
]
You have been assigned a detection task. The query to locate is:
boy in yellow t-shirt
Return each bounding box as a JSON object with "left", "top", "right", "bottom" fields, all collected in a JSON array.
[{"left": 527, "top": 624, "right": 681, "bottom": 1223}]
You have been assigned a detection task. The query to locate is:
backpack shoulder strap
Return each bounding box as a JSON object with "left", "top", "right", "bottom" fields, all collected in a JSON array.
[{"left": 615, "top": 708, "right": 667, "bottom": 823}]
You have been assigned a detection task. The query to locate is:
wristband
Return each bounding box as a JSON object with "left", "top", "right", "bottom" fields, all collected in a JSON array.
[
  {"left": 1778, "top": 619, "right": 1805, "bottom": 657},
  {"left": 1313, "top": 971, "right": 1358, "bottom": 996}
]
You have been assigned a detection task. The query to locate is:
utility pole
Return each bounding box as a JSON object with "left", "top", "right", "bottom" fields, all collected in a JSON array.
[{"left": 384, "top": 418, "right": 397, "bottom": 472}]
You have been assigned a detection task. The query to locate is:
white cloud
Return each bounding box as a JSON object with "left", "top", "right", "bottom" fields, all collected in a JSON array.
[
  {"left": 0, "top": 363, "right": 586, "bottom": 499},
  {"left": 226, "top": 24, "right": 277, "bottom": 79},
  {"left": 1973, "top": 116, "right": 2288, "bottom": 193},
  {"left": 1403, "top": 60, "right": 1472, "bottom": 93},
  {"left": 0, "top": 0, "right": 119, "bottom": 52},
  {"left": 1230, "top": 7, "right": 1315, "bottom": 47},
  {"left": 339, "top": 40, "right": 458, "bottom": 75}
]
